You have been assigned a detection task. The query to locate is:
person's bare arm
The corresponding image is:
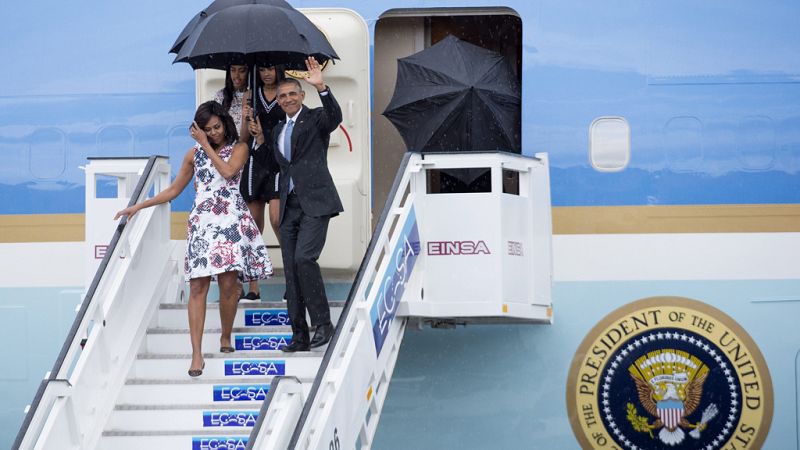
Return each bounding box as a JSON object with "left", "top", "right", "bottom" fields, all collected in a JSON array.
[{"left": 114, "top": 148, "right": 195, "bottom": 219}]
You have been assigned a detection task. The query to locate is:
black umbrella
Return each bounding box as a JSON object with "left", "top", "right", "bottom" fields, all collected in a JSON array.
[
  {"left": 382, "top": 35, "right": 520, "bottom": 153},
  {"left": 168, "top": 0, "right": 294, "bottom": 55},
  {"left": 172, "top": 3, "right": 338, "bottom": 71}
]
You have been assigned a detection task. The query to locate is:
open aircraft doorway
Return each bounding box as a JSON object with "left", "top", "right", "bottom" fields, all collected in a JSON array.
[{"left": 373, "top": 8, "right": 523, "bottom": 229}]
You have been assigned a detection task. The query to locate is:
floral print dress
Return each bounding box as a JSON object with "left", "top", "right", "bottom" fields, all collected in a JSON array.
[
  {"left": 214, "top": 90, "right": 244, "bottom": 132},
  {"left": 185, "top": 143, "right": 273, "bottom": 282}
]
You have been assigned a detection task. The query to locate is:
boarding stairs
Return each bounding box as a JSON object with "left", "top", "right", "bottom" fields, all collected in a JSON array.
[
  {"left": 15, "top": 150, "right": 553, "bottom": 449},
  {"left": 98, "top": 300, "right": 345, "bottom": 449}
]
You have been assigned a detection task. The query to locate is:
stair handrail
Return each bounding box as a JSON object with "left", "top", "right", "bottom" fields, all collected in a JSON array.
[
  {"left": 285, "top": 152, "right": 416, "bottom": 448},
  {"left": 255, "top": 150, "right": 551, "bottom": 449},
  {"left": 12, "top": 155, "right": 168, "bottom": 450},
  {"left": 246, "top": 376, "right": 304, "bottom": 450}
]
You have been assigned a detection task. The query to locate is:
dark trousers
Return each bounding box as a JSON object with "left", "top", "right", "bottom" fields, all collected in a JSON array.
[{"left": 280, "top": 192, "right": 332, "bottom": 342}]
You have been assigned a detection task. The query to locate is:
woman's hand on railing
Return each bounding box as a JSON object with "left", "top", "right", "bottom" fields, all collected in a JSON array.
[{"left": 114, "top": 204, "right": 141, "bottom": 220}]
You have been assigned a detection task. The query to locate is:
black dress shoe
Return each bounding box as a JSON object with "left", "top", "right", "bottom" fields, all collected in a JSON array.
[
  {"left": 310, "top": 323, "right": 334, "bottom": 349},
  {"left": 281, "top": 340, "right": 309, "bottom": 353}
]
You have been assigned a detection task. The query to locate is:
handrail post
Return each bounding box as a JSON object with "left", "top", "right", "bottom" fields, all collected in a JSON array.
[
  {"left": 84, "top": 157, "right": 152, "bottom": 288},
  {"left": 246, "top": 376, "right": 305, "bottom": 450}
]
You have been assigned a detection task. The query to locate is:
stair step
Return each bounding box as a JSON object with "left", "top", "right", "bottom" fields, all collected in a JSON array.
[
  {"left": 106, "top": 407, "right": 261, "bottom": 431},
  {"left": 118, "top": 378, "right": 313, "bottom": 405},
  {"left": 97, "top": 281, "right": 351, "bottom": 448},
  {"left": 98, "top": 434, "right": 250, "bottom": 450},
  {"left": 98, "top": 296, "right": 345, "bottom": 446},
  {"left": 102, "top": 429, "right": 251, "bottom": 435},
  {"left": 131, "top": 354, "right": 324, "bottom": 379},
  {"left": 148, "top": 326, "right": 294, "bottom": 334},
  {"left": 144, "top": 331, "right": 295, "bottom": 353},
  {"left": 156, "top": 301, "right": 345, "bottom": 328}
]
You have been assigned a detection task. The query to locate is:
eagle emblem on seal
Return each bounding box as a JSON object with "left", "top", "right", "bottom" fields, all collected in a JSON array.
[{"left": 626, "top": 349, "right": 719, "bottom": 445}]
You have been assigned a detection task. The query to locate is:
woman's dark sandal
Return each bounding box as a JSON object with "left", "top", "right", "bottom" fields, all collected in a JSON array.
[
  {"left": 188, "top": 361, "right": 205, "bottom": 378},
  {"left": 242, "top": 291, "right": 261, "bottom": 301},
  {"left": 220, "top": 346, "right": 235, "bottom": 353}
]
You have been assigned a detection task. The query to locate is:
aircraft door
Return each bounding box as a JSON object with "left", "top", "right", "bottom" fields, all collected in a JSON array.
[
  {"left": 373, "top": 9, "right": 522, "bottom": 228},
  {"left": 194, "top": 9, "right": 371, "bottom": 272}
]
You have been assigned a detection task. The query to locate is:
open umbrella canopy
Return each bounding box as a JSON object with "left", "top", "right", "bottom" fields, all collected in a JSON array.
[
  {"left": 169, "top": 0, "right": 293, "bottom": 55},
  {"left": 383, "top": 35, "right": 520, "bottom": 153},
  {"left": 172, "top": 2, "right": 338, "bottom": 70}
]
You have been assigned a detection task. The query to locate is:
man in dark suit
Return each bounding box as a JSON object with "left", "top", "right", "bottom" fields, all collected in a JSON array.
[{"left": 253, "top": 56, "right": 343, "bottom": 352}]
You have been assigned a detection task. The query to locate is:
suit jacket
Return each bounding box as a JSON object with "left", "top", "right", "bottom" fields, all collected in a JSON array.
[{"left": 269, "top": 88, "right": 344, "bottom": 221}]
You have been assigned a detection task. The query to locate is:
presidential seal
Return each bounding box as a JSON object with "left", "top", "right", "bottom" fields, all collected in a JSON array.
[{"left": 567, "top": 297, "right": 772, "bottom": 450}]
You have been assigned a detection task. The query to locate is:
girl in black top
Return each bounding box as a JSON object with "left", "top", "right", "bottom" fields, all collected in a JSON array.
[{"left": 240, "top": 65, "right": 285, "bottom": 300}]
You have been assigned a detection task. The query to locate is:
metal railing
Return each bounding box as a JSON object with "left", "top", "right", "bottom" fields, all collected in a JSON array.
[
  {"left": 244, "top": 152, "right": 417, "bottom": 449},
  {"left": 246, "top": 376, "right": 305, "bottom": 450},
  {"left": 236, "top": 150, "right": 553, "bottom": 449},
  {"left": 260, "top": 151, "right": 415, "bottom": 449},
  {"left": 288, "top": 151, "right": 416, "bottom": 448},
  {"left": 13, "top": 155, "right": 178, "bottom": 450}
]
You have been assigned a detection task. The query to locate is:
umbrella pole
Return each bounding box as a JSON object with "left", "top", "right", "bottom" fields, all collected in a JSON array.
[
  {"left": 466, "top": 90, "right": 473, "bottom": 150},
  {"left": 250, "top": 64, "right": 258, "bottom": 151}
]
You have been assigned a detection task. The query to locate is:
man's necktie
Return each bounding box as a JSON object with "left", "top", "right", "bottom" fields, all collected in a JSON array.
[{"left": 284, "top": 120, "right": 294, "bottom": 192}]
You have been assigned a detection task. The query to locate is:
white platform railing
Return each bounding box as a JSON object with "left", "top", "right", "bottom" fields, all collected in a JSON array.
[
  {"left": 399, "top": 151, "right": 553, "bottom": 322},
  {"left": 13, "top": 156, "right": 181, "bottom": 450}
]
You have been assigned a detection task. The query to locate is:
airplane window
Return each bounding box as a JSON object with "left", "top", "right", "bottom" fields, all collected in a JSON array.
[
  {"left": 29, "top": 128, "right": 67, "bottom": 179},
  {"left": 664, "top": 116, "right": 703, "bottom": 173},
  {"left": 738, "top": 116, "right": 775, "bottom": 171},
  {"left": 589, "top": 117, "right": 630, "bottom": 172},
  {"left": 97, "top": 126, "right": 135, "bottom": 157}
]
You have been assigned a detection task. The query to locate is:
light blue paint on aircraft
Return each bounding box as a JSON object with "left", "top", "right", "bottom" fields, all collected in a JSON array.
[{"left": 2, "top": 0, "right": 799, "bottom": 214}]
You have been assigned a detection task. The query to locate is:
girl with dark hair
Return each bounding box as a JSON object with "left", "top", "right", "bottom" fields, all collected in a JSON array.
[
  {"left": 214, "top": 64, "right": 249, "bottom": 136},
  {"left": 114, "top": 101, "right": 272, "bottom": 377},
  {"left": 238, "top": 65, "right": 286, "bottom": 300}
]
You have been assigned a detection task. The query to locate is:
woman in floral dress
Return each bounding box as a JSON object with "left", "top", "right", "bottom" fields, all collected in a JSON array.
[{"left": 115, "top": 101, "right": 272, "bottom": 377}]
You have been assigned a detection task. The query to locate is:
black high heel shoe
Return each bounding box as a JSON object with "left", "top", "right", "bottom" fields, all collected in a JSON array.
[
  {"left": 188, "top": 361, "right": 205, "bottom": 378},
  {"left": 241, "top": 291, "right": 261, "bottom": 301}
]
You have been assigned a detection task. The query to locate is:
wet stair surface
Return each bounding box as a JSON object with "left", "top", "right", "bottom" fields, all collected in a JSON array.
[{"left": 98, "top": 298, "right": 345, "bottom": 449}]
